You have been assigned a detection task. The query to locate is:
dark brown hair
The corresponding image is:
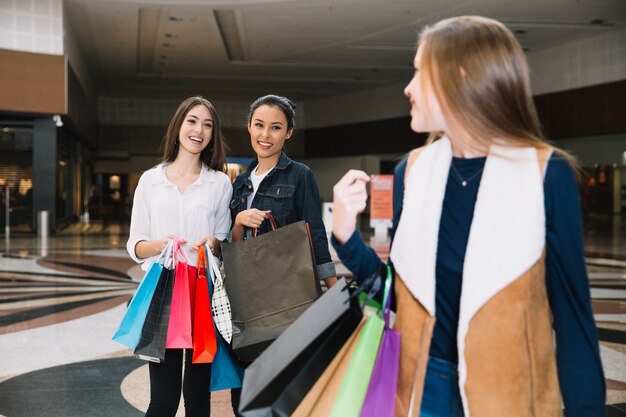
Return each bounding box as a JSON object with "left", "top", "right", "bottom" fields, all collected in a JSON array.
[{"left": 161, "top": 96, "right": 228, "bottom": 172}]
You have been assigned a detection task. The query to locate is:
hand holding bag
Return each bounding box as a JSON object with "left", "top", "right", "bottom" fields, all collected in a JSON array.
[
  {"left": 112, "top": 240, "right": 173, "bottom": 349},
  {"left": 207, "top": 245, "right": 232, "bottom": 343}
]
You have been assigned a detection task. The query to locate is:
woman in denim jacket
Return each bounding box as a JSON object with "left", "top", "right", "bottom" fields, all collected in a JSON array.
[
  {"left": 229, "top": 94, "right": 337, "bottom": 417},
  {"left": 229, "top": 94, "right": 337, "bottom": 288}
]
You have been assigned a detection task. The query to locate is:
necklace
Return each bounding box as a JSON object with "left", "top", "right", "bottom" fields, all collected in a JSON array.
[{"left": 450, "top": 162, "right": 483, "bottom": 187}]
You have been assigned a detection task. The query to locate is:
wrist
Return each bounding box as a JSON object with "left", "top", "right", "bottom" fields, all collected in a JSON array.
[{"left": 333, "top": 226, "right": 355, "bottom": 245}]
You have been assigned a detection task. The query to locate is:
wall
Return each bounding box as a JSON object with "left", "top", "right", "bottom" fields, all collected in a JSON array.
[
  {"left": 0, "top": 0, "right": 63, "bottom": 55},
  {"left": 554, "top": 133, "right": 626, "bottom": 166},
  {"left": 528, "top": 28, "right": 626, "bottom": 95},
  {"left": 0, "top": 48, "right": 66, "bottom": 114}
]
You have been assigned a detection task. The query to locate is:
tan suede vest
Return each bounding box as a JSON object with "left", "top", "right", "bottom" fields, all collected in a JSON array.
[{"left": 393, "top": 145, "right": 562, "bottom": 417}]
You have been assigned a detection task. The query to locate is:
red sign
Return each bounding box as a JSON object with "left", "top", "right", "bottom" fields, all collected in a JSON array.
[{"left": 370, "top": 175, "right": 393, "bottom": 220}]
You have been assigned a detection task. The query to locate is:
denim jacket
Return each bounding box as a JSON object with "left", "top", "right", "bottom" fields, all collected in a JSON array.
[{"left": 230, "top": 152, "right": 336, "bottom": 280}]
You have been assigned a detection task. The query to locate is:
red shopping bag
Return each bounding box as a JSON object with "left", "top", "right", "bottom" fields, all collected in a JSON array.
[
  {"left": 166, "top": 239, "right": 193, "bottom": 348},
  {"left": 192, "top": 246, "right": 218, "bottom": 363},
  {"left": 188, "top": 264, "right": 197, "bottom": 325}
]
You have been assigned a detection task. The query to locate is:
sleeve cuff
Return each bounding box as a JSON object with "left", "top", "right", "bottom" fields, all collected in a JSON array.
[
  {"left": 331, "top": 229, "right": 363, "bottom": 258},
  {"left": 126, "top": 236, "right": 150, "bottom": 266},
  {"left": 316, "top": 261, "right": 336, "bottom": 280}
]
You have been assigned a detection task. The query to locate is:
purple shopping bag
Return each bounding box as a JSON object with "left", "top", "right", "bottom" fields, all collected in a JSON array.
[{"left": 359, "top": 267, "right": 400, "bottom": 417}]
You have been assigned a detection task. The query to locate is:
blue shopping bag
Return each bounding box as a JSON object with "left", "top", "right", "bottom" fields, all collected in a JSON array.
[
  {"left": 112, "top": 240, "right": 173, "bottom": 349},
  {"left": 208, "top": 259, "right": 243, "bottom": 391}
]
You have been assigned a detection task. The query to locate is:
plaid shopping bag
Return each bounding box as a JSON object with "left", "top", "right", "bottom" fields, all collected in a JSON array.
[{"left": 206, "top": 245, "right": 232, "bottom": 343}]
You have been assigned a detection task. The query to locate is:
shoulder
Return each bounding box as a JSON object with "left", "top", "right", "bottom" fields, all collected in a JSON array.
[
  {"left": 206, "top": 168, "right": 231, "bottom": 186},
  {"left": 233, "top": 170, "right": 250, "bottom": 187},
  {"left": 289, "top": 159, "right": 313, "bottom": 175},
  {"left": 545, "top": 152, "right": 577, "bottom": 185},
  {"left": 137, "top": 164, "right": 164, "bottom": 186}
]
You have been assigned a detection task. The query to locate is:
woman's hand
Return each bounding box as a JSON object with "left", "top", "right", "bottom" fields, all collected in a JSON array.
[
  {"left": 232, "top": 209, "right": 271, "bottom": 242},
  {"left": 235, "top": 209, "right": 270, "bottom": 229},
  {"left": 332, "top": 170, "right": 370, "bottom": 244},
  {"left": 193, "top": 236, "right": 222, "bottom": 258},
  {"left": 135, "top": 235, "right": 186, "bottom": 259}
]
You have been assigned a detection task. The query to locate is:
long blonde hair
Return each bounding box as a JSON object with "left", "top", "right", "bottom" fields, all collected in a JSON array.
[{"left": 418, "top": 16, "right": 576, "bottom": 167}]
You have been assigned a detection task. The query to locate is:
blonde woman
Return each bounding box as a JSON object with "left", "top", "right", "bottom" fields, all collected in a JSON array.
[{"left": 332, "top": 16, "right": 605, "bottom": 417}]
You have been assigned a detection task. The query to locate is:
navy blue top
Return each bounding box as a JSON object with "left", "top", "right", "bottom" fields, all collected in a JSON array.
[{"left": 332, "top": 154, "right": 606, "bottom": 417}]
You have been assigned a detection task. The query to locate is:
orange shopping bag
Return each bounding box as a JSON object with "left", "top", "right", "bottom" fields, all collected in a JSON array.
[
  {"left": 192, "top": 246, "right": 218, "bottom": 363},
  {"left": 166, "top": 239, "right": 193, "bottom": 348}
]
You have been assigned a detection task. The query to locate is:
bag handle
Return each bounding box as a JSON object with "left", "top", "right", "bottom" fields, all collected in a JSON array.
[
  {"left": 155, "top": 239, "right": 173, "bottom": 264},
  {"left": 251, "top": 212, "right": 278, "bottom": 238},
  {"left": 172, "top": 238, "right": 189, "bottom": 264},
  {"left": 197, "top": 243, "right": 207, "bottom": 269},
  {"left": 205, "top": 244, "right": 223, "bottom": 286},
  {"left": 381, "top": 265, "right": 393, "bottom": 326}
]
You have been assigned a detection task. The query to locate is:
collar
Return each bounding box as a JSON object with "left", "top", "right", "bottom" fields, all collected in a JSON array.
[
  {"left": 237, "top": 152, "right": 291, "bottom": 190},
  {"left": 149, "top": 162, "right": 215, "bottom": 186},
  {"left": 246, "top": 151, "right": 291, "bottom": 174}
]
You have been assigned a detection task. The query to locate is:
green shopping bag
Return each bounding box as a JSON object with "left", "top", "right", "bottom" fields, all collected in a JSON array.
[{"left": 329, "top": 310, "right": 385, "bottom": 417}]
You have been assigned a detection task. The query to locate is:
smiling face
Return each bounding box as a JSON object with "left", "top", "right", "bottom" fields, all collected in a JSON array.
[
  {"left": 248, "top": 104, "right": 293, "bottom": 164},
  {"left": 177, "top": 104, "right": 213, "bottom": 157},
  {"left": 404, "top": 47, "right": 448, "bottom": 134}
]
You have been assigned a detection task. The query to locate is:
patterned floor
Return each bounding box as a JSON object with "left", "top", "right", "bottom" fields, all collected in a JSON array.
[{"left": 0, "top": 216, "right": 624, "bottom": 416}]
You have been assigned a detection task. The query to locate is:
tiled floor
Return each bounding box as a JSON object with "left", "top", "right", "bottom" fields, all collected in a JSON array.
[{"left": 0, "top": 215, "right": 624, "bottom": 416}]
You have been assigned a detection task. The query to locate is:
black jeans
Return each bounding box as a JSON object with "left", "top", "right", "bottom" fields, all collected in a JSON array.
[{"left": 146, "top": 349, "right": 211, "bottom": 417}]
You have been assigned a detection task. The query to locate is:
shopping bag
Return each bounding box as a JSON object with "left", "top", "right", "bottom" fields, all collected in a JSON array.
[
  {"left": 112, "top": 240, "right": 173, "bottom": 349},
  {"left": 166, "top": 239, "right": 193, "bottom": 348},
  {"left": 222, "top": 214, "right": 322, "bottom": 361},
  {"left": 192, "top": 246, "right": 218, "bottom": 363},
  {"left": 207, "top": 245, "right": 232, "bottom": 343},
  {"left": 188, "top": 264, "right": 197, "bottom": 325},
  {"left": 329, "top": 312, "right": 384, "bottom": 417},
  {"left": 291, "top": 317, "right": 367, "bottom": 417},
  {"left": 208, "top": 267, "right": 244, "bottom": 391},
  {"left": 134, "top": 263, "right": 175, "bottom": 362},
  {"left": 360, "top": 266, "right": 400, "bottom": 417},
  {"left": 238, "top": 278, "right": 362, "bottom": 416}
]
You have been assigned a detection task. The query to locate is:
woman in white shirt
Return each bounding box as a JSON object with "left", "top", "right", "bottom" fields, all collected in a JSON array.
[{"left": 126, "top": 96, "right": 232, "bottom": 417}]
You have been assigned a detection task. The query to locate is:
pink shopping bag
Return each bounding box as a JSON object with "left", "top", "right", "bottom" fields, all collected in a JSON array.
[{"left": 166, "top": 239, "right": 193, "bottom": 348}]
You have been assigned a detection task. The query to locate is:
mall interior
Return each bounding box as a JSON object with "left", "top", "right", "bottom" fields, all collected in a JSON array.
[{"left": 0, "top": 0, "right": 625, "bottom": 416}]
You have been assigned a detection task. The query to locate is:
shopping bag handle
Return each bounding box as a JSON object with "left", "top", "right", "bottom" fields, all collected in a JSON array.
[
  {"left": 197, "top": 243, "right": 207, "bottom": 269},
  {"left": 155, "top": 239, "right": 173, "bottom": 264},
  {"left": 381, "top": 265, "right": 393, "bottom": 326},
  {"left": 251, "top": 212, "right": 278, "bottom": 238},
  {"left": 172, "top": 238, "right": 189, "bottom": 264},
  {"left": 204, "top": 244, "right": 223, "bottom": 286}
]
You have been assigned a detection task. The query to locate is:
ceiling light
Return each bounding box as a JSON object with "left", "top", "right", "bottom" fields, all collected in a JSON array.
[
  {"left": 214, "top": 10, "right": 244, "bottom": 61},
  {"left": 137, "top": 8, "right": 160, "bottom": 73}
]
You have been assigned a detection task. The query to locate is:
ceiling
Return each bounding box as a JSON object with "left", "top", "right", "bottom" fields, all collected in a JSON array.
[{"left": 64, "top": 0, "right": 626, "bottom": 102}]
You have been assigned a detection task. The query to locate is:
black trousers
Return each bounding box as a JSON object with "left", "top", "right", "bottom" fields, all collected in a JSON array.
[{"left": 146, "top": 349, "right": 211, "bottom": 417}]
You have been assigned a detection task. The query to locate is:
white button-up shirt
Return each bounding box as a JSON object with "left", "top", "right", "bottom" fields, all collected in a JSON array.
[{"left": 126, "top": 163, "right": 233, "bottom": 270}]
